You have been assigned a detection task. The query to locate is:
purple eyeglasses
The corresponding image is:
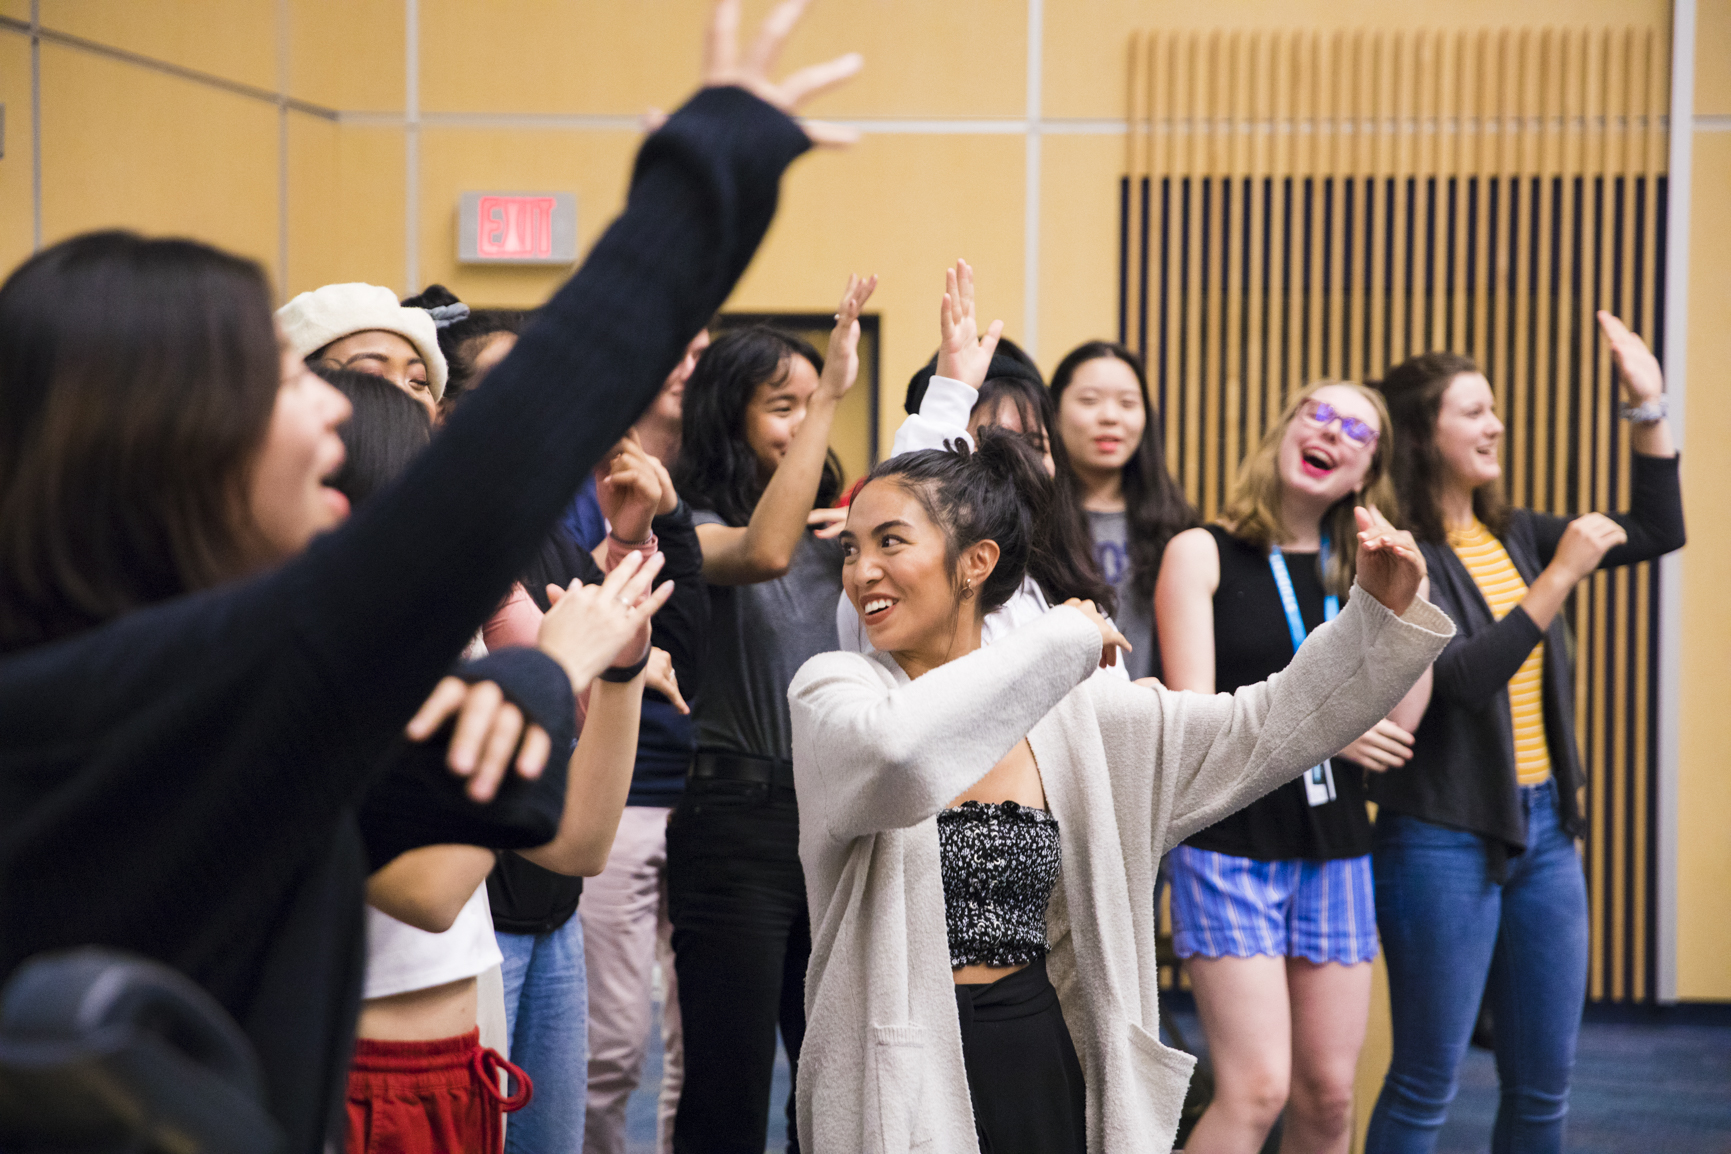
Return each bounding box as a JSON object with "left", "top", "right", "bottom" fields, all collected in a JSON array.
[{"left": 1300, "top": 399, "right": 1379, "bottom": 446}]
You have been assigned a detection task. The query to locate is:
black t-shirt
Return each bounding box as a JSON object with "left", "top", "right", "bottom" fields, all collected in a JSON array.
[{"left": 1181, "top": 525, "right": 1372, "bottom": 861}]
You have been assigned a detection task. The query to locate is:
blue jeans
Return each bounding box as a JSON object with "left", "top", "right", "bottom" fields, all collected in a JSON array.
[
  {"left": 1366, "top": 780, "right": 1589, "bottom": 1154},
  {"left": 499, "top": 916, "right": 588, "bottom": 1154}
]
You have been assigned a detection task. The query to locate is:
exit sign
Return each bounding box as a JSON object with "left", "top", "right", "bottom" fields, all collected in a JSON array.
[{"left": 459, "top": 192, "right": 578, "bottom": 264}]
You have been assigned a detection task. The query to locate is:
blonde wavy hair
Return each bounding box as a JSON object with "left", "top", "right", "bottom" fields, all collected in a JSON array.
[{"left": 1219, "top": 380, "right": 1398, "bottom": 598}]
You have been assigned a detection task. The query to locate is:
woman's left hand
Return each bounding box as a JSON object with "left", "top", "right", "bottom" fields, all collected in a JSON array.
[
  {"left": 1354, "top": 505, "right": 1427, "bottom": 616},
  {"left": 407, "top": 676, "right": 553, "bottom": 803},
  {"left": 1061, "top": 598, "right": 1134, "bottom": 670}
]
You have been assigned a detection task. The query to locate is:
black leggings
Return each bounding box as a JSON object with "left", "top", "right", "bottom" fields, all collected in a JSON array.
[{"left": 954, "top": 957, "right": 1086, "bottom": 1154}]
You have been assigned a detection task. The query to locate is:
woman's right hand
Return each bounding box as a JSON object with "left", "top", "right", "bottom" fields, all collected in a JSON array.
[
  {"left": 1061, "top": 598, "right": 1134, "bottom": 671},
  {"left": 817, "top": 273, "right": 878, "bottom": 404},
  {"left": 701, "top": 0, "right": 864, "bottom": 147},
  {"left": 1548, "top": 512, "right": 1627, "bottom": 584},
  {"left": 934, "top": 259, "right": 1004, "bottom": 389},
  {"left": 537, "top": 551, "right": 674, "bottom": 691}
]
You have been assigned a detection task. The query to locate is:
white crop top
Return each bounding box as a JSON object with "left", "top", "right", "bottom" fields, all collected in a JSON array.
[{"left": 363, "top": 882, "right": 503, "bottom": 1001}]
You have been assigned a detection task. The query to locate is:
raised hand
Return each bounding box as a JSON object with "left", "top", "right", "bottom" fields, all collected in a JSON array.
[
  {"left": 1597, "top": 311, "right": 1663, "bottom": 406},
  {"left": 537, "top": 551, "right": 675, "bottom": 691},
  {"left": 934, "top": 259, "right": 1005, "bottom": 390},
  {"left": 818, "top": 273, "right": 879, "bottom": 404},
  {"left": 407, "top": 677, "right": 553, "bottom": 803},
  {"left": 596, "top": 432, "right": 666, "bottom": 544},
  {"left": 702, "top": 0, "right": 863, "bottom": 147},
  {"left": 1354, "top": 505, "right": 1427, "bottom": 616},
  {"left": 1061, "top": 597, "right": 1134, "bottom": 671},
  {"left": 1340, "top": 718, "right": 1417, "bottom": 773}
]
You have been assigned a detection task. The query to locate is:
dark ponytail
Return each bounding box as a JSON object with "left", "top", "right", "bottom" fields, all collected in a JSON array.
[{"left": 861, "top": 426, "right": 1054, "bottom": 615}]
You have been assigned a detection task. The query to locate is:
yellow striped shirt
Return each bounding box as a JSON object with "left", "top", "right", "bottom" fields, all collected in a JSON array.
[{"left": 1448, "top": 520, "right": 1552, "bottom": 785}]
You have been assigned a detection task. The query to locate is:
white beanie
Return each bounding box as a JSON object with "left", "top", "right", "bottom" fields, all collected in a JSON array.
[{"left": 277, "top": 283, "right": 449, "bottom": 401}]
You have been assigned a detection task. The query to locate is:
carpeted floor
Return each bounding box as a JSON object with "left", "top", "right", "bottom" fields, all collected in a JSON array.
[{"left": 623, "top": 994, "right": 1731, "bottom": 1152}]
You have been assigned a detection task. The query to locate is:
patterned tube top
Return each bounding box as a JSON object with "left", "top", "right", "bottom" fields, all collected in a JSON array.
[{"left": 936, "top": 799, "right": 1062, "bottom": 969}]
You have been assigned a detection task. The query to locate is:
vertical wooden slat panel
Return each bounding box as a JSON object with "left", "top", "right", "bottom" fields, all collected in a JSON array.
[{"left": 1120, "top": 20, "right": 1665, "bottom": 1002}]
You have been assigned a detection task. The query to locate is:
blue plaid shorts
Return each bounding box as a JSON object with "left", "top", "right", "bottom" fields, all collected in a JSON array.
[{"left": 1167, "top": 845, "right": 1378, "bottom": 965}]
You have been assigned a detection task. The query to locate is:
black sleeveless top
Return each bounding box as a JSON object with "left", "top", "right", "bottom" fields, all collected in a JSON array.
[
  {"left": 937, "top": 801, "right": 1061, "bottom": 968},
  {"left": 1181, "top": 525, "right": 1372, "bottom": 861}
]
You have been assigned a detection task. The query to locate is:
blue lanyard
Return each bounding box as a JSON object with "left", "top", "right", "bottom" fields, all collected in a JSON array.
[{"left": 1267, "top": 533, "right": 1337, "bottom": 654}]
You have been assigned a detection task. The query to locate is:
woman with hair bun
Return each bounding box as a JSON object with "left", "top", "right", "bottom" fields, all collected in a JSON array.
[
  {"left": 1365, "top": 314, "right": 1684, "bottom": 1154},
  {"left": 789, "top": 417, "right": 1453, "bottom": 1154},
  {"left": 835, "top": 261, "right": 1119, "bottom": 671}
]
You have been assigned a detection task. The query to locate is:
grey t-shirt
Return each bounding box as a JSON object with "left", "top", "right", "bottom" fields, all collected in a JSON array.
[
  {"left": 1087, "top": 509, "right": 1155, "bottom": 681},
  {"left": 691, "top": 510, "right": 845, "bottom": 763}
]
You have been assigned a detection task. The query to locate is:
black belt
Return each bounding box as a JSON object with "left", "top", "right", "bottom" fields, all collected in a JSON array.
[{"left": 688, "top": 749, "right": 796, "bottom": 790}]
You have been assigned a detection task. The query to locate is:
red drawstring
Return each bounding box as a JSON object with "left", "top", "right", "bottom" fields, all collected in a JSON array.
[{"left": 471, "top": 1046, "right": 534, "bottom": 1113}]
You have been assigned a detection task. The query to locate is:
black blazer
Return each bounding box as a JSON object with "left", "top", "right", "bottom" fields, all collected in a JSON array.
[{"left": 1368, "top": 453, "right": 1684, "bottom": 861}]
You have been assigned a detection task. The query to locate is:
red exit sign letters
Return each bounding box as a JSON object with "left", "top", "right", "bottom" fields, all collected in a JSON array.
[{"left": 458, "top": 192, "right": 578, "bottom": 265}]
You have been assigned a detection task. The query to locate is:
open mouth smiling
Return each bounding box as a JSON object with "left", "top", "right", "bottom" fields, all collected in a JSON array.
[{"left": 862, "top": 596, "right": 898, "bottom": 620}]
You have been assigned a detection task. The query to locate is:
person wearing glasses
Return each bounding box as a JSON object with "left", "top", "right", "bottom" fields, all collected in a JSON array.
[{"left": 1154, "top": 383, "right": 1433, "bottom": 1154}]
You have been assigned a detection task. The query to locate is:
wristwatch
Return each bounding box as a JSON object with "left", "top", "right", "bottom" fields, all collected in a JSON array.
[{"left": 1619, "top": 396, "right": 1667, "bottom": 424}]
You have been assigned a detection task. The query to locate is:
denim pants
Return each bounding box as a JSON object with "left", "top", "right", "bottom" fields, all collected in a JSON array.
[
  {"left": 499, "top": 916, "right": 588, "bottom": 1154},
  {"left": 1366, "top": 780, "right": 1589, "bottom": 1154},
  {"left": 667, "top": 778, "right": 808, "bottom": 1154}
]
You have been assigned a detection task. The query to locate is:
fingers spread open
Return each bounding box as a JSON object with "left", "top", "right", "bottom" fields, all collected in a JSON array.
[
  {"left": 449, "top": 680, "right": 505, "bottom": 775},
  {"left": 745, "top": 0, "right": 810, "bottom": 77},
  {"left": 471, "top": 703, "right": 526, "bottom": 801},
  {"left": 703, "top": 0, "right": 742, "bottom": 81},
  {"left": 407, "top": 676, "right": 469, "bottom": 741},
  {"left": 780, "top": 52, "right": 864, "bottom": 107},
  {"left": 516, "top": 725, "right": 552, "bottom": 778}
]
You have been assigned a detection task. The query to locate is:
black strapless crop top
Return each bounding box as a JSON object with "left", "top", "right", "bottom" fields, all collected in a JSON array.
[{"left": 936, "top": 800, "right": 1061, "bottom": 969}]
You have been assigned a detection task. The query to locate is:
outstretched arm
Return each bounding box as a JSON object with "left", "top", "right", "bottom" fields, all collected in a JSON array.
[
  {"left": 791, "top": 608, "right": 1102, "bottom": 841},
  {"left": 1098, "top": 512, "right": 1453, "bottom": 845},
  {"left": 697, "top": 274, "right": 877, "bottom": 584}
]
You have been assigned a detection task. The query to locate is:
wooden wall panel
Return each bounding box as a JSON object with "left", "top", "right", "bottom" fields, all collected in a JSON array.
[{"left": 1122, "top": 24, "right": 1668, "bottom": 1003}]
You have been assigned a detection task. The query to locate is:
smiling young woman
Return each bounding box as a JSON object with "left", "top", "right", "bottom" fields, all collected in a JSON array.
[
  {"left": 1153, "top": 379, "right": 1431, "bottom": 1154},
  {"left": 665, "top": 275, "right": 876, "bottom": 1154},
  {"left": 789, "top": 422, "right": 1453, "bottom": 1154},
  {"left": 1049, "top": 342, "right": 1195, "bottom": 680},
  {"left": 0, "top": 3, "right": 858, "bottom": 1144},
  {"left": 1365, "top": 314, "right": 1685, "bottom": 1154}
]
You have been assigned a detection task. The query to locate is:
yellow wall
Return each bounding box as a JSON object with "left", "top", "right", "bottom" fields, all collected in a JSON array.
[
  {"left": 1677, "top": 0, "right": 1731, "bottom": 1001},
  {"left": 1, "top": 0, "right": 1724, "bottom": 1001}
]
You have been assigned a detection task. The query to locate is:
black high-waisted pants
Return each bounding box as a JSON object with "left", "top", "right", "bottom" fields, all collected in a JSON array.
[{"left": 953, "top": 956, "right": 1086, "bottom": 1154}]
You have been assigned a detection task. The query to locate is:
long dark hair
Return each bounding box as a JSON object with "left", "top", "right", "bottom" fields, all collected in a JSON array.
[
  {"left": 674, "top": 325, "right": 843, "bottom": 527},
  {"left": 315, "top": 368, "right": 432, "bottom": 508},
  {"left": 861, "top": 427, "right": 1051, "bottom": 615},
  {"left": 971, "top": 373, "right": 1118, "bottom": 614},
  {"left": 1376, "top": 350, "right": 1507, "bottom": 543},
  {"left": 1049, "top": 341, "right": 1197, "bottom": 604},
  {"left": 0, "top": 231, "right": 281, "bottom": 652},
  {"left": 400, "top": 284, "right": 529, "bottom": 412}
]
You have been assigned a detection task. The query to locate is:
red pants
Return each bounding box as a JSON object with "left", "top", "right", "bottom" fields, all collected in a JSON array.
[{"left": 346, "top": 1029, "right": 531, "bottom": 1154}]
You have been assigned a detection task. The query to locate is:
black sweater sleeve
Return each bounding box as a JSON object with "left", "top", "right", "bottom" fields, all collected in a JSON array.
[
  {"left": 1429, "top": 454, "right": 1685, "bottom": 711},
  {"left": 276, "top": 86, "right": 809, "bottom": 800},
  {"left": 1429, "top": 599, "right": 1547, "bottom": 711},
  {"left": 1526, "top": 452, "right": 1686, "bottom": 569}
]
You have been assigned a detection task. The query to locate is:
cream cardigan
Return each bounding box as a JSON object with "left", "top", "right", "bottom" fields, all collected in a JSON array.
[{"left": 789, "top": 589, "right": 1453, "bottom": 1154}]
